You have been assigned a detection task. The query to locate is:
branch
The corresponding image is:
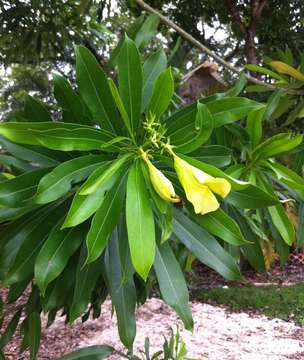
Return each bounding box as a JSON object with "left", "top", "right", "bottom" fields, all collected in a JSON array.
[
  {"left": 225, "top": 0, "right": 247, "bottom": 35},
  {"left": 134, "top": 0, "right": 304, "bottom": 95}
]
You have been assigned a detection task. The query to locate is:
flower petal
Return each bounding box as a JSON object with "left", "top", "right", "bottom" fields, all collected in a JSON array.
[
  {"left": 187, "top": 183, "right": 220, "bottom": 214},
  {"left": 204, "top": 178, "right": 231, "bottom": 198}
]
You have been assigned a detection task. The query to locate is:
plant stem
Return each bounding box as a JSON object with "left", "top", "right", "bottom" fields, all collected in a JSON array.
[{"left": 134, "top": 0, "right": 304, "bottom": 96}]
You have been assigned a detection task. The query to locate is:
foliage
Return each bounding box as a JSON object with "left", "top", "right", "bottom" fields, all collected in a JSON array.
[
  {"left": 0, "top": 33, "right": 303, "bottom": 359},
  {"left": 195, "top": 283, "right": 304, "bottom": 326}
]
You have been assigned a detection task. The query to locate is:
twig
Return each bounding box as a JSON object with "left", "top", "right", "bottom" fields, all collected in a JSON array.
[{"left": 134, "top": 0, "right": 304, "bottom": 96}]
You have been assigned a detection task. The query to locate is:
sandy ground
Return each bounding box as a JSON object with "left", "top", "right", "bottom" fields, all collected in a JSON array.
[{"left": 4, "top": 297, "right": 303, "bottom": 360}]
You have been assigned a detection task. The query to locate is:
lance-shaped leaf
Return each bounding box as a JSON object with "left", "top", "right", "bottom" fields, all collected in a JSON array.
[
  {"left": 24, "top": 95, "right": 52, "bottom": 122},
  {"left": 246, "top": 107, "right": 265, "bottom": 149},
  {"left": 0, "top": 154, "right": 33, "bottom": 172},
  {"left": 147, "top": 67, "right": 174, "bottom": 120},
  {"left": 173, "top": 209, "right": 241, "bottom": 280},
  {"left": 0, "top": 168, "right": 49, "bottom": 208},
  {"left": 175, "top": 102, "right": 214, "bottom": 153},
  {"left": 35, "top": 221, "right": 87, "bottom": 294},
  {"left": 69, "top": 245, "right": 102, "bottom": 322},
  {"left": 166, "top": 97, "right": 264, "bottom": 145},
  {"left": 0, "top": 309, "right": 22, "bottom": 350},
  {"left": 34, "top": 155, "right": 109, "bottom": 204},
  {"left": 126, "top": 160, "right": 155, "bottom": 280},
  {"left": 188, "top": 145, "right": 232, "bottom": 168},
  {"left": 154, "top": 242, "right": 193, "bottom": 330},
  {"left": 192, "top": 208, "right": 248, "bottom": 245},
  {"left": 53, "top": 74, "right": 91, "bottom": 125},
  {"left": 86, "top": 173, "right": 126, "bottom": 264},
  {"left": 252, "top": 133, "right": 303, "bottom": 161},
  {"left": 103, "top": 230, "right": 136, "bottom": 350},
  {"left": 75, "top": 45, "right": 120, "bottom": 133},
  {"left": 28, "top": 312, "right": 41, "bottom": 360},
  {"left": 225, "top": 72, "right": 247, "bottom": 96},
  {"left": 142, "top": 48, "right": 167, "bottom": 111},
  {"left": 117, "top": 35, "right": 142, "bottom": 133},
  {"left": 0, "top": 122, "right": 116, "bottom": 151},
  {"left": 80, "top": 154, "right": 131, "bottom": 196},
  {"left": 57, "top": 346, "right": 114, "bottom": 360},
  {"left": 225, "top": 187, "right": 278, "bottom": 208},
  {"left": 62, "top": 173, "right": 118, "bottom": 229},
  {"left": 5, "top": 201, "right": 68, "bottom": 286},
  {"left": 269, "top": 61, "right": 304, "bottom": 81},
  {"left": 134, "top": 14, "right": 160, "bottom": 49}
]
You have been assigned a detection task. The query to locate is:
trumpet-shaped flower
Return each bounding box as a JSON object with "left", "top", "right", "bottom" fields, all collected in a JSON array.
[
  {"left": 173, "top": 155, "right": 231, "bottom": 215},
  {"left": 146, "top": 159, "right": 181, "bottom": 203}
]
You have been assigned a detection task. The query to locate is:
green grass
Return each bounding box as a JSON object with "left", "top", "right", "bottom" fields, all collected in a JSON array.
[{"left": 194, "top": 283, "right": 304, "bottom": 326}]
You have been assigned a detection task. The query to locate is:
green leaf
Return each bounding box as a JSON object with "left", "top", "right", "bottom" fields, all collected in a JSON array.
[
  {"left": 69, "top": 245, "right": 102, "bottom": 322},
  {"left": 86, "top": 173, "right": 126, "bottom": 263},
  {"left": 134, "top": 14, "right": 160, "bottom": 49},
  {"left": 154, "top": 242, "right": 193, "bottom": 330},
  {"left": 175, "top": 102, "right": 214, "bottom": 153},
  {"left": 5, "top": 201, "right": 68, "bottom": 286},
  {"left": 75, "top": 45, "right": 120, "bottom": 133},
  {"left": 0, "top": 122, "right": 116, "bottom": 151},
  {"left": 225, "top": 72, "right": 247, "bottom": 96},
  {"left": 263, "top": 89, "right": 284, "bottom": 122},
  {"left": 80, "top": 154, "right": 131, "bottom": 196},
  {"left": 35, "top": 221, "right": 86, "bottom": 294},
  {"left": 108, "top": 79, "right": 133, "bottom": 138},
  {"left": 142, "top": 49, "right": 167, "bottom": 112},
  {"left": 245, "top": 64, "right": 284, "bottom": 80},
  {"left": 0, "top": 309, "right": 22, "bottom": 349},
  {"left": 246, "top": 107, "right": 265, "bottom": 149},
  {"left": 173, "top": 209, "right": 241, "bottom": 280},
  {"left": 0, "top": 154, "right": 33, "bottom": 172},
  {"left": 62, "top": 173, "right": 118, "bottom": 228},
  {"left": 188, "top": 145, "right": 232, "bottom": 168},
  {"left": 252, "top": 133, "right": 303, "bottom": 161},
  {"left": 126, "top": 160, "right": 155, "bottom": 280},
  {"left": 167, "top": 97, "right": 263, "bottom": 145},
  {"left": 57, "top": 346, "right": 114, "bottom": 360},
  {"left": 28, "top": 312, "right": 41, "bottom": 360},
  {"left": 103, "top": 230, "right": 136, "bottom": 350},
  {"left": 24, "top": 95, "right": 52, "bottom": 122},
  {"left": 117, "top": 35, "right": 143, "bottom": 134},
  {"left": 0, "top": 136, "right": 61, "bottom": 167},
  {"left": 229, "top": 206, "right": 265, "bottom": 271},
  {"left": 34, "top": 155, "right": 108, "bottom": 204},
  {"left": 297, "top": 202, "right": 304, "bottom": 248},
  {"left": 147, "top": 67, "right": 174, "bottom": 120},
  {"left": 192, "top": 208, "right": 248, "bottom": 245},
  {"left": 263, "top": 161, "right": 304, "bottom": 190},
  {"left": 0, "top": 168, "right": 49, "bottom": 207},
  {"left": 53, "top": 74, "right": 91, "bottom": 125}
]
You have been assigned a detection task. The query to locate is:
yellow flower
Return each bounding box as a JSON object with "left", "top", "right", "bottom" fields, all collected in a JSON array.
[
  {"left": 146, "top": 159, "right": 181, "bottom": 203},
  {"left": 173, "top": 155, "right": 231, "bottom": 215}
]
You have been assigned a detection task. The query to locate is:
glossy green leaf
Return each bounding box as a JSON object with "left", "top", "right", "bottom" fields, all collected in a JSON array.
[
  {"left": 225, "top": 72, "right": 247, "bottom": 96},
  {"left": 134, "top": 14, "right": 160, "bottom": 49},
  {"left": 0, "top": 309, "right": 22, "bottom": 349},
  {"left": 28, "top": 312, "right": 41, "bottom": 360},
  {"left": 34, "top": 155, "right": 108, "bottom": 204},
  {"left": 117, "top": 35, "right": 142, "bottom": 133},
  {"left": 0, "top": 122, "right": 115, "bottom": 151},
  {"left": 53, "top": 74, "right": 91, "bottom": 125},
  {"left": 126, "top": 160, "right": 155, "bottom": 280},
  {"left": 297, "top": 202, "right": 304, "bottom": 248},
  {"left": 69, "top": 245, "right": 102, "bottom": 322},
  {"left": 103, "top": 230, "right": 136, "bottom": 349},
  {"left": 264, "top": 161, "right": 304, "bottom": 190},
  {"left": 263, "top": 89, "right": 284, "bottom": 122},
  {"left": 175, "top": 102, "right": 214, "bottom": 153},
  {"left": 57, "top": 346, "right": 114, "bottom": 360},
  {"left": 80, "top": 154, "right": 131, "bottom": 196},
  {"left": 86, "top": 173, "right": 126, "bottom": 263},
  {"left": 62, "top": 173, "right": 118, "bottom": 228},
  {"left": 147, "top": 67, "right": 174, "bottom": 120},
  {"left": 188, "top": 145, "right": 232, "bottom": 168},
  {"left": 0, "top": 168, "right": 48, "bottom": 207},
  {"left": 192, "top": 208, "right": 248, "bottom": 245},
  {"left": 5, "top": 201, "right": 68, "bottom": 286},
  {"left": 245, "top": 64, "right": 284, "bottom": 80},
  {"left": 246, "top": 107, "right": 265, "bottom": 149},
  {"left": 154, "top": 242, "right": 193, "bottom": 330},
  {"left": 24, "top": 95, "right": 52, "bottom": 122},
  {"left": 75, "top": 45, "right": 120, "bottom": 133},
  {"left": 0, "top": 204, "right": 38, "bottom": 222},
  {"left": 173, "top": 209, "right": 241, "bottom": 280},
  {"left": 0, "top": 154, "right": 33, "bottom": 172},
  {"left": 252, "top": 133, "right": 303, "bottom": 161},
  {"left": 35, "top": 221, "right": 86, "bottom": 294},
  {"left": 142, "top": 49, "right": 167, "bottom": 111}
]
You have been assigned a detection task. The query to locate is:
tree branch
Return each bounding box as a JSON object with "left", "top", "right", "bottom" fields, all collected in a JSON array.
[
  {"left": 134, "top": 0, "right": 304, "bottom": 95},
  {"left": 225, "top": 0, "right": 247, "bottom": 35}
]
